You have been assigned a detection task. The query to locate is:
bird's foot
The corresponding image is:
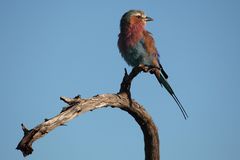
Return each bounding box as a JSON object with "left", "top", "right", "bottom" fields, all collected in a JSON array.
[
  {"left": 138, "top": 65, "right": 159, "bottom": 74},
  {"left": 138, "top": 64, "right": 149, "bottom": 72},
  {"left": 149, "top": 67, "right": 158, "bottom": 74}
]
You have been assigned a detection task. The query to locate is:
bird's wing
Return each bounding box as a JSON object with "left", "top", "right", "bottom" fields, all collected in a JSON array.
[{"left": 142, "top": 31, "right": 169, "bottom": 79}]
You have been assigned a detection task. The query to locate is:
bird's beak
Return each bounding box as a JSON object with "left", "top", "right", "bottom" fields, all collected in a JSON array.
[{"left": 145, "top": 16, "right": 154, "bottom": 21}]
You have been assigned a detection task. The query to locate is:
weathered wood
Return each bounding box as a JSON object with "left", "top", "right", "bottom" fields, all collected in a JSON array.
[{"left": 16, "top": 66, "right": 160, "bottom": 160}]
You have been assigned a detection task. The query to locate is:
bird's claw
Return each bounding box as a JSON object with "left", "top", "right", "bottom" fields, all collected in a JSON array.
[
  {"left": 138, "top": 64, "right": 159, "bottom": 74},
  {"left": 149, "top": 67, "right": 159, "bottom": 74},
  {"left": 138, "top": 64, "right": 149, "bottom": 72}
]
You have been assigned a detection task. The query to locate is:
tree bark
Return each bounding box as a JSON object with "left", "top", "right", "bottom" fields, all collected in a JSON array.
[{"left": 16, "top": 66, "right": 160, "bottom": 160}]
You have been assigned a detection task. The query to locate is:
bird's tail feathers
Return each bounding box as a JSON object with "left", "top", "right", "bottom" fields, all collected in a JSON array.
[
  {"left": 159, "top": 63, "right": 168, "bottom": 79},
  {"left": 154, "top": 70, "right": 188, "bottom": 119}
]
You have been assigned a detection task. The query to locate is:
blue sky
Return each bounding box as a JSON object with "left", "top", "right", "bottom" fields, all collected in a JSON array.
[{"left": 1, "top": 0, "right": 240, "bottom": 159}]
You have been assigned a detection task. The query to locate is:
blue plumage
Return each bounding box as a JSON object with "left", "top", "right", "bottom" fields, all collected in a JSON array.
[{"left": 121, "top": 39, "right": 155, "bottom": 67}]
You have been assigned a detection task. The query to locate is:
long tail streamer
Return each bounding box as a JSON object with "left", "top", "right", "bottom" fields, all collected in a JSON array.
[{"left": 154, "top": 69, "right": 188, "bottom": 119}]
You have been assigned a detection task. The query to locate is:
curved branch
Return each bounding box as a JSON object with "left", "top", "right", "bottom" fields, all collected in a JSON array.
[{"left": 16, "top": 66, "right": 160, "bottom": 160}]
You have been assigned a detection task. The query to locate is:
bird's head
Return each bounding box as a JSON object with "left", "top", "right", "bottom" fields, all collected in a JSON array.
[{"left": 120, "top": 10, "right": 153, "bottom": 32}]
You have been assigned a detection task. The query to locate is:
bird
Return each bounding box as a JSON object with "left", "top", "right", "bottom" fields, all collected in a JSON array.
[{"left": 118, "top": 10, "right": 188, "bottom": 119}]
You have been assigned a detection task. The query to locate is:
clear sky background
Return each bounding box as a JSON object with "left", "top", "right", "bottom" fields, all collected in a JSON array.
[{"left": 1, "top": 0, "right": 240, "bottom": 159}]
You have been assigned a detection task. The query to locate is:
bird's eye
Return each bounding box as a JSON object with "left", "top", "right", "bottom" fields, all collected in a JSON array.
[{"left": 136, "top": 15, "right": 141, "bottom": 19}]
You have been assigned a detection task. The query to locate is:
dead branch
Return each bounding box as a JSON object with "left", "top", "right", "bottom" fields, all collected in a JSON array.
[{"left": 16, "top": 66, "right": 160, "bottom": 160}]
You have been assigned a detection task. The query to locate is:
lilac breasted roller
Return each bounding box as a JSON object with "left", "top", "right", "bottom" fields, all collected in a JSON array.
[{"left": 118, "top": 10, "right": 188, "bottom": 119}]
